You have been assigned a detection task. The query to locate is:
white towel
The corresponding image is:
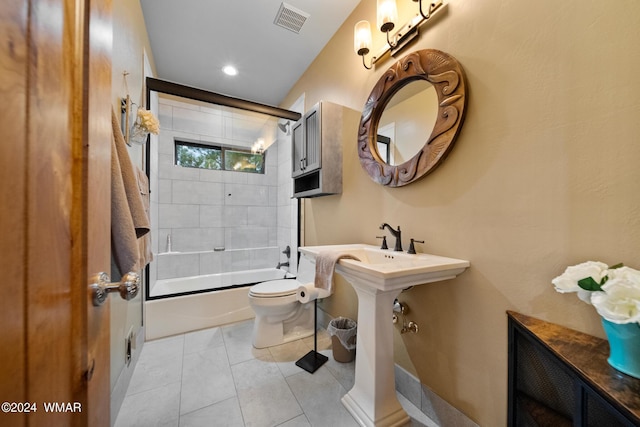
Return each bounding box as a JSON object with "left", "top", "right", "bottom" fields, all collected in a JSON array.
[
  {"left": 111, "top": 108, "right": 150, "bottom": 277},
  {"left": 314, "top": 252, "right": 360, "bottom": 293}
]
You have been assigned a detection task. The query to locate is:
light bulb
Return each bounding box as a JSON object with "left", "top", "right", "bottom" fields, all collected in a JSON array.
[
  {"left": 354, "top": 20, "right": 372, "bottom": 56},
  {"left": 222, "top": 65, "right": 238, "bottom": 76},
  {"left": 377, "top": 0, "right": 397, "bottom": 33}
]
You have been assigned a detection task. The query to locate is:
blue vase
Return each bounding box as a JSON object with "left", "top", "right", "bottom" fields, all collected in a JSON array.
[{"left": 601, "top": 318, "right": 640, "bottom": 379}]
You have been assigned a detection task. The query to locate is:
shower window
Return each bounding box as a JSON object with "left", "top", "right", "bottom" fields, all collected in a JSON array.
[
  {"left": 175, "top": 140, "right": 264, "bottom": 174},
  {"left": 224, "top": 149, "right": 264, "bottom": 173},
  {"left": 175, "top": 141, "right": 222, "bottom": 170}
]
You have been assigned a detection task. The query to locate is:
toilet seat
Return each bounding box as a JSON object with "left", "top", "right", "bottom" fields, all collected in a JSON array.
[{"left": 249, "top": 279, "right": 300, "bottom": 298}]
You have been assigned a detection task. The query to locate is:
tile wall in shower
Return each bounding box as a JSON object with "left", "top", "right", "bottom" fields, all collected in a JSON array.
[{"left": 150, "top": 94, "right": 294, "bottom": 281}]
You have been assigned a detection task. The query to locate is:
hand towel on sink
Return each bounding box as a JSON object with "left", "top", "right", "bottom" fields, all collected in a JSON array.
[{"left": 314, "top": 252, "right": 360, "bottom": 293}]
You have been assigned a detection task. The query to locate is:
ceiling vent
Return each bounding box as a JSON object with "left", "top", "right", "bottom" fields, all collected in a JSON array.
[{"left": 274, "top": 2, "right": 310, "bottom": 34}]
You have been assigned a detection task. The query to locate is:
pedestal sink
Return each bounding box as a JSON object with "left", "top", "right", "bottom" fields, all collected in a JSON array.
[{"left": 299, "top": 244, "right": 469, "bottom": 427}]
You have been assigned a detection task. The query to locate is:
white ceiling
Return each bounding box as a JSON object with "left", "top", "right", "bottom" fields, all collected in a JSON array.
[{"left": 140, "top": 0, "right": 361, "bottom": 108}]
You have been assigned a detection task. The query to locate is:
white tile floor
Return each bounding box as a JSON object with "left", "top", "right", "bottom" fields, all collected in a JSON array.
[{"left": 114, "top": 319, "right": 438, "bottom": 427}]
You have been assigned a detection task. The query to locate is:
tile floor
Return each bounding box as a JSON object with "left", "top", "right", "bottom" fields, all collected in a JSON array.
[{"left": 114, "top": 319, "right": 439, "bottom": 427}]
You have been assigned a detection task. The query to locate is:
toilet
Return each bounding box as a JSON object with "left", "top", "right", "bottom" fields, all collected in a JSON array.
[{"left": 248, "top": 254, "right": 330, "bottom": 349}]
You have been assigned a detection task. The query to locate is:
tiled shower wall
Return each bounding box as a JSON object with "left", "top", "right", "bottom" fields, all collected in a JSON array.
[{"left": 149, "top": 94, "right": 296, "bottom": 283}]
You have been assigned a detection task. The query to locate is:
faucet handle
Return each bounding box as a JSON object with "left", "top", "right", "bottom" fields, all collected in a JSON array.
[
  {"left": 376, "top": 235, "right": 388, "bottom": 250},
  {"left": 282, "top": 245, "right": 291, "bottom": 258},
  {"left": 407, "top": 239, "right": 424, "bottom": 254}
]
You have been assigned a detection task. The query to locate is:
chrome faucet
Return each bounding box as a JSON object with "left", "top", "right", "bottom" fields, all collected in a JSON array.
[
  {"left": 379, "top": 223, "right": 402, "bottom": 251},
  {"left": 276, "top": 261, "right": 290, "bottom": 269}
]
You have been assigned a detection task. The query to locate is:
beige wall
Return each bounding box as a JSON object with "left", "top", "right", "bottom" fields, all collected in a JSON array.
[
  {"left": 282, "top": 1, "right": 640, "bottom": 425},
  {"left": 110, "top": 0, "right": 155, "bottom": 400}
]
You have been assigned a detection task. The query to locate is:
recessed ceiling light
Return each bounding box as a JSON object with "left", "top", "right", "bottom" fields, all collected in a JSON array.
[{"left": 222, "top": 65, "right": 238, "bottom": 76}]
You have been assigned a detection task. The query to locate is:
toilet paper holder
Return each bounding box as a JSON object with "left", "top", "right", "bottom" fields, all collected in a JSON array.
[{"left": 296, "top": 283, "right": 326, "bottom": 304}]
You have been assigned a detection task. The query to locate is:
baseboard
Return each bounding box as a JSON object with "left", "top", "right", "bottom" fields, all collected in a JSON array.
[
  {"left": 110, "top": 326, "right": 145, "bottom": 426},
  {"left": 395, "top": 364, "right": 479, "bottom": 427}
]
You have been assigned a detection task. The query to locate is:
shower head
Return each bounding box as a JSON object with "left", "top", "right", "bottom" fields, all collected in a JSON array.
[{"left": 278, "top": 121, "right": 290, "bottom": 135}]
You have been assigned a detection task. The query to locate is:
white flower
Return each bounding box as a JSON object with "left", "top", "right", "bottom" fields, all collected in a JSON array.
[
  {"left": 605, "top": 266, "right": 640, "bottom": 284},
  {"left": 552, "top": 262, "right": 640, "bottom": 324},
  {"left": 552, "top": 261, "right": 608, "bottom": 303},
  {"left": 591, "top": 273, "right": 640, "bottom": 324},
  {"left": 135, "top": 109, "right": 160, "bottom": 134}
]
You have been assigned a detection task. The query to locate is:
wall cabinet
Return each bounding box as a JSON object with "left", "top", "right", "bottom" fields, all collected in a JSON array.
[
  {"left": 507, "top": 311, "right": 640, "bottom": 427},
  {"left": 292, "top": 102, "right": 320, "bottom": 178},
  {"left": 292, "top": 101, "right": 355, "bottom": 198}
]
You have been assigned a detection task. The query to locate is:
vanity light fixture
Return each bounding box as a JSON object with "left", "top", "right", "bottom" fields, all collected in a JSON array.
[
  {"left": 378, "top": 0, "right": 399, "bottom": 48},
  {"left": 354, "top": 20, "right": 373, "bottom": 69},
  {"left": 413, "top": 0, "right": 441, "bottom": 20},
  {"left": 354, "top": 0, "right": 445, "bottom": 69}
]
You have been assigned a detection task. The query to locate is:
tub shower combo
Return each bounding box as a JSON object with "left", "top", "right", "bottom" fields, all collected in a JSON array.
[
  {"left": 146, "top": 247, "right": 296, "bottom": 340},
  {"left": 144, "top": 82, "right": 304, "bottom": 341}
]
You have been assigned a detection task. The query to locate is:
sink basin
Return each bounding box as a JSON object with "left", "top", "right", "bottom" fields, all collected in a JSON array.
[
  {"left": 300, "top": 243, "right": 469, "bottom": 427},
  {"left": 300, "top": 243, "right": 469, "bottom": 292}
]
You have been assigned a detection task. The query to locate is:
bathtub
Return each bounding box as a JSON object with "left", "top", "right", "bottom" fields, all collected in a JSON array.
[{"left": 145, "top": 268, "right": 292, "bottom": 340}]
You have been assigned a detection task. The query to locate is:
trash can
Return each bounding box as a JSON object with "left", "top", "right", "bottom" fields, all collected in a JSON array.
[{"left": 328, "top": 317, "right": 357, "bottom": 363}]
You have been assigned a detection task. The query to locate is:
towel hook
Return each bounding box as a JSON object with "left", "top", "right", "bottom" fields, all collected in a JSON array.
[{"left": 121, "top": 70, "right": 138, "bottom": 146}]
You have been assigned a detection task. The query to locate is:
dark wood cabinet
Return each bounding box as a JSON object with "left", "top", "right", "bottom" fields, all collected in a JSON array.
[{"left": 507, "top": 311, "right": 640, "bottom": 426}]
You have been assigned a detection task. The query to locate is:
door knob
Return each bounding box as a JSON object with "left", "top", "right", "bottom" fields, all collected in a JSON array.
[{"left": 90, "top": 271, "right": 140, "bottom": 306}]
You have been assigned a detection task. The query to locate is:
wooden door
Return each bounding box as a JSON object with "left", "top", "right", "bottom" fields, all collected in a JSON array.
[{"left": 0, "top": 0, "right": 112, "bottom": 426}]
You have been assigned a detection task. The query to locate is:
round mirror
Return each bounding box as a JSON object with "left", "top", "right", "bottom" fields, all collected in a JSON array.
[
  {"left": 358, "top": 49, "right": 467, "bottom": 187},
  {"left": 377, "top": 80, "right": 438, "bottom": 166}
]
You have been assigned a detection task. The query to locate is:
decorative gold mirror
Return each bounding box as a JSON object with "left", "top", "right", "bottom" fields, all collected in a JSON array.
[{"left": 358, "top": 49, "right": 467, "bottom": 187}]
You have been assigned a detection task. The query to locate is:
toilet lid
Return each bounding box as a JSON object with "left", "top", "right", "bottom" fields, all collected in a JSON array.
[{"left": 250, "top": 279, "right": 300, "bottom": 297}]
